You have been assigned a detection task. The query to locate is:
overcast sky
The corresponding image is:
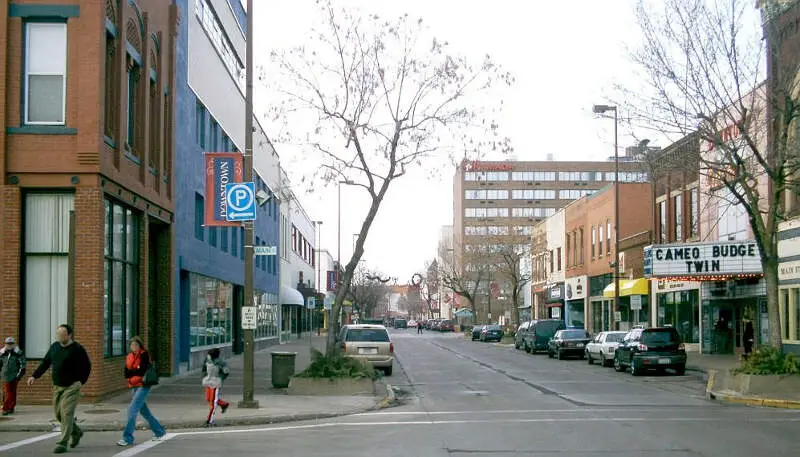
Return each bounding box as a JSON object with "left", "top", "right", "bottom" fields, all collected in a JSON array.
[{"left": 250, "top": 0, "right": 650, "bottom": 281}]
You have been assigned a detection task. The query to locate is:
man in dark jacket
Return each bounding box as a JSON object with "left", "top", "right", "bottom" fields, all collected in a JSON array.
[
  {"left": 0, "top": 337, "right": 26, "bottom": 415},
  {"left": 27, "top": 324, "right": 91, "bottom": 454}
]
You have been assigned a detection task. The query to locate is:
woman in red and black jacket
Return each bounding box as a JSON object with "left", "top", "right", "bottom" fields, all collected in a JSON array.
[{"left": 117, "top": 337, "right": 166, "bottom": 447}]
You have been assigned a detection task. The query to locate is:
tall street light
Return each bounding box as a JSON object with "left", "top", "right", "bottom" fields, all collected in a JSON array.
[
  {"left": 240, "top": 0, "right": 257, "bottom": 409},
  {"left": 314, "top": 220, "right": 323, "bottom": 334},
  {"left": 593, "top": 104, "right": 619, "bottom": 332}
]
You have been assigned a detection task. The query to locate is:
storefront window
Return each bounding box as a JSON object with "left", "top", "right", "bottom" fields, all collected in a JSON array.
[
  {"left": 104, "top": 199, "right": 139, "bottom": 357},
  {"left": 658, "top": 290, "right": 699, "bottom": 343},
  {"left": 795, "top": 288, "right": 800, "bottom": 341},
  {"left": 254, "top": 292, "right": 279, "bottom": 340},
  {"left": 566, "top": 301, "right": 584, "bottom": 328},
  {"left": 189, "top": 273, "right": 233, "bottom": 348}
]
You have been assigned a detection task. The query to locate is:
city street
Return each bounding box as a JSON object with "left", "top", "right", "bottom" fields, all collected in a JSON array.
[{"left": 1, "top": 330, "right": 798, "bottom": 456}]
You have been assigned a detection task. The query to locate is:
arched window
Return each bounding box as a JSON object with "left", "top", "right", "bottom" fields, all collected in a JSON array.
[
  {"left": 104, "top": 0, "right": 119, "bottom": 140},
  {"left": 125, "top": 17, "right": 143, "bottom": 156}
]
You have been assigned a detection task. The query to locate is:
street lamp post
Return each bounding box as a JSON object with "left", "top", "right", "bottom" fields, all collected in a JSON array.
[
  {"left": 239, "top": 0, "right": 257, "bottom": 409},
  {"left": 593, "top": 104, "right": 619, "bottom": 332},
  {"left": 314, "top": 220, "right": 323, "bottom": 335}
]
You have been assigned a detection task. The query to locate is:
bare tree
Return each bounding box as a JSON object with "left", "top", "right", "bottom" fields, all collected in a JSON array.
[
  {"left": 417, "top": 260, "right": 440, "bottom": 319},
  {"left": 264, "top": 1, "right": 512, "bottom": 352},
  {"left": 493, "top": 244, "right": 532, "bottom": 327},
  {"left": 439, "top": 245, "right": 487, "bottom": 316},
  {"left": 615, "top": 0, "right": 800, "bottom": 350},
  {"left": 345, "top": 264, "right": 393, "bottom": 320}
]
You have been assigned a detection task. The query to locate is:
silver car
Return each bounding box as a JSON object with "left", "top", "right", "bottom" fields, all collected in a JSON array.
[
  {"left": 339, "top": 324, "right": 394, "bottom": 375},
  {"left": 585, "top": 331, "right": 627, "bottom": 367}
]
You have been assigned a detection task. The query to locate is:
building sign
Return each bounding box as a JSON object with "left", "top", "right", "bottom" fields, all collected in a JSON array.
[
  {"left": 565, "top": 276, "right": 587, "bottom": 301},
  {"left": 546, "top": 283, "right": 564, "bottom": 302},
  {"left": 464, "top": 160, "right": 513, "bottom": 172},
  {"left": 204, "top": 152, "right": 243, "bottom": 227},
  {"left": 653, "top": 279, "right": 701, "bottom": 293},
  {"left": 779, "top": 261, "right": 800, "bottom": 282},
  {"left": 326, "top": 270, "right": 338, "bottom": 291},
  {"left": 644, "top": 241, "right": 762, "bottom": 278}
]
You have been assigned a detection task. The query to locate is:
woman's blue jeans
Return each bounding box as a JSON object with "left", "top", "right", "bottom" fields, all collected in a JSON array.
[{"left": 123, "top": 387, "right": 165, "bottom": 444}]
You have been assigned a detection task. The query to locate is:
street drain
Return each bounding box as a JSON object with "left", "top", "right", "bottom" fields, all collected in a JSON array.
[
  {"left": 83, "top": 409, "right": 119, "bottom": 415},
  {"left": 463, "top": 390, "right": 489, "bottom": 396}
]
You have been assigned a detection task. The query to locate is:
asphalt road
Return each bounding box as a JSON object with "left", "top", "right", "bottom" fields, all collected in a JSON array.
[{"left": 2, "top": 329, "right": 799, "bottom": 456}]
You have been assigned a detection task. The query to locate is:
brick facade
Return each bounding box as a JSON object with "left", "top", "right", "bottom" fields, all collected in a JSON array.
[{"left": 1, "top": 0, "right": 177, "bottom": 404}]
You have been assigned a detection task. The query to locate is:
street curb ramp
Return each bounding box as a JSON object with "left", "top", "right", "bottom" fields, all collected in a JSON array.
[{"left": 705, "top": 369, "right": 800, "bottom": 410}]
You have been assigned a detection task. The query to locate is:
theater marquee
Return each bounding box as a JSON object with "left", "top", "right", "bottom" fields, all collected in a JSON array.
[{"left": 643, "top": 241, "right": 763, "bottom": 279}]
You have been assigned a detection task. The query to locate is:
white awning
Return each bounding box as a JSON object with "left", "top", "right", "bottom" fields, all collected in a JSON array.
[{"left": 280, "top": 285, "right": 305, "bottom": 306}]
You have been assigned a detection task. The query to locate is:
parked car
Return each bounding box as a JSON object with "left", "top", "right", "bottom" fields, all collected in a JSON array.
[
  {"left": 438, "top": 320, "right": 455, "bottom": 332},
  {"left": 547, "top": 329, "right": 592, "bottom": 360},
  {"left": 585, "top": 331, "right": 627, "bottom": 366},
  {"left": 408, "top": 320, "right": 418, "bottom": 328},
  {"left": 480, "top": 324, "right": 504, "bottom": 342},
  {"left": 394, "top": 319, "right": 408, "bottom": 329},
  {"left": 471, "top": 324, "right": 486, "bottom": 341},
  {"left": 338, "top": 324, "right": 394, "bottom": 375},
  {"left": 614, "top": 327, "right": 687, "bottom": 376},
  {"left": 523, "top": 319, "right": 567, "bottom": 354},
  {"left": 515, "top": 322, "right": 530, "bottom": 350}
]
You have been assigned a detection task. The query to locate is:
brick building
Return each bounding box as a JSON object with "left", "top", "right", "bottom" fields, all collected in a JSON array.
[
  {"left": 1, "top": 0, "right": 177, "bottom": 403},
  {"left": 563, "top": 183, "right": 653, "bottom": 333}
]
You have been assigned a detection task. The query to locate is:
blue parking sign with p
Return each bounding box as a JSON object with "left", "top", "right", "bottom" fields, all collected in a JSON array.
[{"left": 225, "top": 182, "right": 257, "bottom": 221}]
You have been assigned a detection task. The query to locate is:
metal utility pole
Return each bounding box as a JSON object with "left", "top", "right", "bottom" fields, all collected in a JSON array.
[{"left": 239, "top": 0, "right": 257, "bottom": 409}]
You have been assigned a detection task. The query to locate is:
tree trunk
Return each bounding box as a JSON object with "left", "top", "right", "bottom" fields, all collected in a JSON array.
[
  {"left": 511, "top": 290, "right": 520, "bottom": 327},
  {"left": 763, "top": 253, "right": 783, "bottom": 352}
]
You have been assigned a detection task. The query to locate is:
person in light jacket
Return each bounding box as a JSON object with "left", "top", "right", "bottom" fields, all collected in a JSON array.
[
  {"left": 201, "top": 348, "right": 230, "bottom": 426},
  {"left": 0, "top": 337, "right": 26, "bottom": 415},
  {"left": 117, "top": 336, "right": 166, "bottom": 447}
]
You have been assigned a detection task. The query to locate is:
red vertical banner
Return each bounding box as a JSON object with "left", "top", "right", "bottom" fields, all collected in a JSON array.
[{"left": 204, "top": 152, "right": 244, "bottom": 227}]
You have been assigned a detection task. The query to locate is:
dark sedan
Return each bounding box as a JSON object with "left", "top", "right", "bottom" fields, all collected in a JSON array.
[
  {"left": 480, "top": 325, "right": 504, "bottom": 342},
  {"left": 471, "top": 325, "right": 486, "bottom": 341},
  {"left": 548, "top": 329, "right": 592, "bottom": 360}
]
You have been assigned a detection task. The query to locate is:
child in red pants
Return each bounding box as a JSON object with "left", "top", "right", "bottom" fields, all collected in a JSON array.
[{"left": 201, "top": 348, "right": 230, "bottom": 426}]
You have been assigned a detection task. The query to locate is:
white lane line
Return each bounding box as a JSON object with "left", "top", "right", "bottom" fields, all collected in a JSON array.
[
  {"left": 0, "top": 432, "right": 60, "bottom": 452},
  {"left": 352, "top": 408, "right": 681, "bottom": 416},
  {"left": 111, "top": 433, "right": 178, "bottom": 457}
]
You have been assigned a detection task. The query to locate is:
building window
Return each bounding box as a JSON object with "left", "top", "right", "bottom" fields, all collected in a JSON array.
[
  {"left": 253, "top": 292, "right": 279, "bottom": 340},
  {"left": 556, "top": 247, "right": 562, "bottom": 271},
  {"left": 209, "top": 226, "right": 218, "bottom": 247},
  {"left": 24, "top": 193, "right": 73, "bottom": 358},
  {"left": 572, "top": 231, "right": 578, "bottom": 266},
  {"left": 657, "top": 290, "right": 699, "bottom": 343},
  {"left": 231, "top": 227, "right": 238, "bottom": 257},
  {"left": 220, "top": 227, "right": 229, "bottom": 252},
  {"left": 149, "top": 75, "right": 161, "bottom": 169},
  {"left": 196, "top": 101, "right": 206, "bottom": 147},
  {"left": 673, "top": 194, "right": 683, "bottom": 241},
  {"left": 195, "top": 0, "right": 245, "bottom": 93},
  {"left": 579, "top": 228, "right": 584, "bottom": 264},
  {"left": 24, "top": 23, "right": 67, "bottom": 125},
  {"left": 104, "top": 200, "right": 139, "bottom": 357},
  {"left": 565, "top": 235, "right": 571, "bottom": 267},
  {"left": 658, "top": 200, "right": 667, "bottom": 243},
  {"left": 104, "top": 31, "right": 118, "bottom": 138},
  {"left": 240, "top": 227, "right": 245, "bottom": 260},
  {"left": 126, "top": 55, "right": 141, "bottom": 151},
  {"left": 688, "top": 187, "right": 699, "bottom": 238},
  {"left": 261, "top": 241, "right": 267, "bottom": 271},
  {"left": 606, "top": 220, "right": 612, "bottom": 255},
  {"left": 210, "top": 119, "right": 219, "bottom": 151},
  {"left": 189, "top": 273, "right": 233, "bottom": 348},
  {"left": 717, "top": 187, "right": 748, "bottom": 241},
  {"left": 598, "top": 225, "right": 603, "bottom": 256},
  {"left": 194, "top": 193, "right": 205, "bottom": 241},
  {"left": 591, "top": 226, "right": 596, "bottom": 258}
]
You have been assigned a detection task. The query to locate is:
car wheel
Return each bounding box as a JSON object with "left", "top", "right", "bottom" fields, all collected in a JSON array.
[
  {"left": 384, "top": 365, "right": 393, "bottom": 376},
  {"left": 614, "top": 356, "right": 625, "bottom": 372},
  {"left": 557, "top": 349, "right": 564, "bottom": 360},
  {"left": 630, "top": 363, "right": 641, "bottom": 376},
  {"left": 524, "top": 343, "right": 531, "bottom": 354},
  {"left": 675, "top": 365, "right": 686, "bottom": 376},
  {"left": 600, "top": 352, "right": 609, "bottom": 367},
  {"left": 515, "top": 341, "right": 520, "bottom": 350},
  {"left": 587, "top": 351, "right": 593, "bottom": 364},
  {"left": 548, "top": 350, "right": 553, "bottom": 358}
]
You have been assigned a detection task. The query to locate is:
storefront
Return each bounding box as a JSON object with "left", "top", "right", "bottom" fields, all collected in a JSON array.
[
  {"left": 280, "top": 284, "right": 305, "bottom": 342},
  {"left": 778, "top": 219, "right": 800, "bottom": 355},
  {"left": 564, "top": 276, "right": 587, "bottom": 328},
  {"left": 254, "top": 292, "right": 280, "bottom": 350},
  {"left": 652, "top": 280, "right": 701, "bottom": 351},
  {"left": 644, "top": 240, "right": 765, "bottom": 355},
  {"left": 602, "top": 278, "right": 650, "bottom": 331},
  {"left": 544, "top": 282, "right": 564, "bottom": 320},
  {"left": 589, "top": 274, "right": 613, "bottom": 333}
]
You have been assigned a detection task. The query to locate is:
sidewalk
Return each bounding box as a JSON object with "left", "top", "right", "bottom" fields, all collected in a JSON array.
[
  {"left": 686, "top": 353, "right": 740, "bottom": 377},
  {"left": 0, "top": 336, "right": 390, "bottom": 432}
]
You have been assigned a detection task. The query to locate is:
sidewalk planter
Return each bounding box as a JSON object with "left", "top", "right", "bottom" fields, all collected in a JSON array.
[
  {"left": 271, "top": 352, "right": 298, "bottom": 388},
  {"left": 710, "top": 369, "right": 800, "bottom": 396},
  {"left": 287, "top": 377, "right": 378, "bottom": 396}
]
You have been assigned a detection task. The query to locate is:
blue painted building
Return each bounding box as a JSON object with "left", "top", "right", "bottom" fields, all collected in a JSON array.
[{"left": 173, "top": 0, "right": 280, "bottom": 372}]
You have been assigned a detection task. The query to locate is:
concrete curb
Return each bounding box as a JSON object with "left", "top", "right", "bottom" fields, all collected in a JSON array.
[
  {"left": 706, "top": 390, "right": 800, "bottom": 409},
  {"left": 0, "top": 395, "right": 393, "bottom": 433}
]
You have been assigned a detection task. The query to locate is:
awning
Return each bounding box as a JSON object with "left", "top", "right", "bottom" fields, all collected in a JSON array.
[
  {"left": 280, "top": 285, "right": 305, "bottom": 306},
  {"left": 603, "top": 278, "right": 649, "bottom": 298},
  {"left": 454, "top": 308, "right": 474, "bottom": 317}
]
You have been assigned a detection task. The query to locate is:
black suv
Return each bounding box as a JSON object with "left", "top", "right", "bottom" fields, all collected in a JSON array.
[
  {"left": 613, "top": 327, "right": 687, "bottom": 376},
  {"left": 523, "top": 319, "right": 567, "bottom": 354},
  {"left": 547, "top": 329, "right": 592, "bottom": 360}
]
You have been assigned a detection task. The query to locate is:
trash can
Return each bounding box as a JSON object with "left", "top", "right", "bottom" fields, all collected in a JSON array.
[{"left": 271, "top": 351, "right": 297, "bottom": 388}]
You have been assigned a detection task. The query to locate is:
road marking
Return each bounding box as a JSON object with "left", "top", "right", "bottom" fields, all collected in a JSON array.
[
  {"left": 0, "top": 432, "right": 59, "bottom": 452},
  {"left": 111, "top": 433, "right": 178, "bottom": 457}
]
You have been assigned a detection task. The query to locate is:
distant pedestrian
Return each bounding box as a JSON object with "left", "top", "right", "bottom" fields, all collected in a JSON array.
[
  {"left": 27, "top": 324, "right": 91, "bottom": 454},
  {"left": 417, "top": 322, "right": 423, "bottom": 334},
  {"left": 743, "top": 321, "right": 754, "bottom": 357},
  {"left": 117, "top": 336, "right": 166, "bottom": 447},
  {"left": 202, "top": 348, "right": 230, "bottom": 426},
  {"left": 0, "top": 337, "right": 26, "bottom": 415}
]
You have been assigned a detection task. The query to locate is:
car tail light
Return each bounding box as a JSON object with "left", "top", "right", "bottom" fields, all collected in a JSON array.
[
  {"left": 637, "top": 343, "right": 649, "bottom": 351},
  {"left": 341, "top": 343, "right": 347, "bottom": 351},
  {"left": 390, "top": 343, "right": 394, "bottom": 353},
  {"left": 678, "top": 343, "right": 685, "bottom": 351}
]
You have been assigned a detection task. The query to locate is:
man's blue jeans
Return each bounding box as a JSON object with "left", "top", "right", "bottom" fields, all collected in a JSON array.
[{"left": 123, "top": 387, "right": 165, "bottom": 444}]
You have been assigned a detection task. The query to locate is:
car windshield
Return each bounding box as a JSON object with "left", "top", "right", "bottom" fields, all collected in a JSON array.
[
  {"left": 641, "top": 330, "right": 680, "bottom": 345},
  {"left": 345, "top": 329, "right": 390, "bottom": 342},
  {"left": 486, "top": 325, "right": 502, "bottom": 331},
  {"left": 535, "top": 321, "right": 563, "bottom": 334},
  {"left": 606, "top": 333, "right": 625, "bottom": 343},
  {"left": 561, "top": 330, "right": 588, "bottom": 339}
]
